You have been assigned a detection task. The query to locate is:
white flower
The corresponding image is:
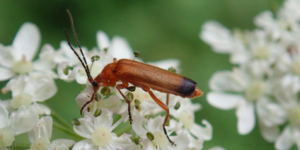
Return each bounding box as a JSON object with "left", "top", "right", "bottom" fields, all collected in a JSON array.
[
  {"left": 0, "top": 22, "right": 57, "bottom": 83},
  {"left": 5, "top": 72, "right": 56, "bottom": 112},
  {"left": 75, "top": 82, "right": 126, "bottom": 115},
  {"left": 207, "top": 68, "right": 272, "bottom": 135},
  {"left": 200, "top": 21, "right": 238, "bottom": 54},
  {"left": 28, "top": 116, "right": 75, "bottom": 150},
  {"left": 97, "top": 31, "right": 135, "bottom": 60},
  {"left": 0, "top": 105, "right": 39, "bottom": 148},
  {"left": 73, "top": 108, "right": 134, "bottom": 150},
  {"left": 132, "top": 115, "right": 189, "bottom": 150},
  {"left": 256, "top": 97, "right": 286, "bottom": 142},
  {"left": 273, "top": 81, "right": 300, "bottom": 149}
]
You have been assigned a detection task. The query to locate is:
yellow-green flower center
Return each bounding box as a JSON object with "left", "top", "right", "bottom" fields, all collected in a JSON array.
[
  {"left": 30, "top": 138, "right": 50, "bottom": 150},
  {"left": 245, "top": 80, "right": 266, "bottom": 102},
  {"left": 179, "top": 111, "right": 194, "bottom": 129},
  {"left": 153, "top": 131, "right": 168, "bottom": 149},
  {"left": 0, "top": 127, "right": 15, "bottom": 148},
  {"left": 91, "top": 126, "right": 112, "bottom": 147},
  {"left": 10, "top": 93, "right": 33, "bottom": 109},
  {"left": 292, "top": 59, "right": 300, "bottom": 76},
  {"left": 253, "top": 47, "right": 270, "bottom": 59},
  {"left": 288, "top": 105, "right": 300, "bottom": 126},
  {"left": 12, "top": 56, "right": 34, "bottom": 74}
]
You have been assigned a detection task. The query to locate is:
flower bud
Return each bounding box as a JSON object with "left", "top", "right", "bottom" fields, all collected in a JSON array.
[
  {"left": 168, "top": 67, "right": 176, "bottom": 73},
  {"left": 104, "top": 47, "right": 108, "bottom": 52},
  {"left": 174, "top": 101, "right": 181, "bottom": 110},
  {"left": 134, "top": 99, "right": 141, "bottom": 109},
  {"left": 147, "top": 132, "right": 154, "bottom": 141},
  {"left": 101, "top": 87, "right": 110, "bottom": 95},
  {"left": 94, "top": 109, "right": 102, "bottom": 117},
  {"left": 133, "top": 136, "right": 140, "bottom": 145},
  {"left": 144, "top": 115, "right": 152, "bottom": 119},
  {"left": 126, "top": 92, "right": 134, "bottom": 102},
  {"left": 91, "top": 55, "right": 100, "bottom": 62},
  {"left": 127, "top": 86, "right": 136, "bottom": 92},
  {"left": 63, "top": 67, "right": 69, "bottom": 75},
  {"left": 134, "top": 51, "right": 140, "bottom": 57},
  {"left": 95, "top": 93, "right": 101, "bottom": 101},
  {"left": 72, "top": 119, "right": 80, "bottom": 126}
]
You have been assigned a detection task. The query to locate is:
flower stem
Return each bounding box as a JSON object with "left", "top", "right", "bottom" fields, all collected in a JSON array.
[
  {"left": 51, "top": 110, "right": 72, "bottom": 128},
  {"left": 53, "top": 122, "right": 83, "bottom": 140},
  {"left": 113, "top": 122, "right": 132, "bottom": 136},
  {"left": 9, "top": 144, "right": 30, "bottom": 149}
]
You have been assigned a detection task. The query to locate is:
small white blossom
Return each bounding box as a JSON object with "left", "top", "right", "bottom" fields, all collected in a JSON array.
[
  {"left": 0, "top": 105, "right": 39, "bottom": 148},
  {"left": 132, "top": 115, "right": 189, "bottom": 150},
  {"left": 28, "top": 116, "right": 75, "bottom": 150},
  {"left": 0, "top": 22, "right": 57, "bottom": 86},
  {"left": 73, "top": 108, "right": 135, "bottom": 150}
]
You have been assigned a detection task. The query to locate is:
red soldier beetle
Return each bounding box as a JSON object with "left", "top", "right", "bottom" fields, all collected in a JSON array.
[{"left": 64, "top": 9, "right": 203, "bottom": 146}]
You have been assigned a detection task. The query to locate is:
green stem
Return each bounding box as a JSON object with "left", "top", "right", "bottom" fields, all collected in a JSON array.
[
  {"left": 51, "top": 110, "right": 72, "bottom": 128},
  {"left": 9, "top": 144, "right": 30, "bottom": 150},
  {"left": 53, "top": 122, "right": 83, "bottom": 140},
  {"left": 113, "top": 122, "right": 132, "bottom": 136}
]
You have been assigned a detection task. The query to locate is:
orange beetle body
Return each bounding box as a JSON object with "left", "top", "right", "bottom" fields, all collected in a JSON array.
[
  {"left": 94, "top": 58, "right": 203, "bottom": 98},
  {"left": 65, "top": 9, "right": 203, "bottom": 146}
]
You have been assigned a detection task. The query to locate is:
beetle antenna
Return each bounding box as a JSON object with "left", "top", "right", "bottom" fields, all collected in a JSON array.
[
  {"left": 64, "top": 30, "right": 91, "bottom": 79},
  {"left": 66, "top": 9, "right": 92, "bottom": 81}
]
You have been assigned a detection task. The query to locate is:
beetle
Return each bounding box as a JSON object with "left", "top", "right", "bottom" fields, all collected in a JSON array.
[{"left": 64, "top": 9, "right": 203, "bottom": 146}]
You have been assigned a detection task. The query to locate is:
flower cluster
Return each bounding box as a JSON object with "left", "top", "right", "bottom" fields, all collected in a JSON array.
[
  {"left": 0, "top": 23, "right": 74, "bottom": 149},
  {"left": 72, "top": 31, "right": 213, "bottom": 150},
  {"left": 0, "top": 21, "right": 214, "bottom": 149},
  {"left": 201, "top": 0, "right": 300, "bottom": 149}
]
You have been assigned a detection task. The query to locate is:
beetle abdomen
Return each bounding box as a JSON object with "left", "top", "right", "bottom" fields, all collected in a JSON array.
[{"left": 114, "top": 59, "right": 198, "bottom": 97}]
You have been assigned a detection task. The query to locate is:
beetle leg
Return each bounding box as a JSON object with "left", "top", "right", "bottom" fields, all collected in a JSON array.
[
  {"left": 116, "top": 84, "right": 133, "bottom": 124},
  {"left": 166, "top": 94, "right": 169, "bottom": 105},
  {"left": 80, "top": 82, "right": 115, "bottom": 115},
  {"left": 147, "top": 90, "right": 176, "bottom": 146}
]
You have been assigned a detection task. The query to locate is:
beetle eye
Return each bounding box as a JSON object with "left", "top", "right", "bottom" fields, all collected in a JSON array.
[{"left": 92, "top": 80, "right": 98, "bottom": 87}]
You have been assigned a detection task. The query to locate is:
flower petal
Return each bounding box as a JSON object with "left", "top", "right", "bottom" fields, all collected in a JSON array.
[
  {"left": 190, "top": 120, "right": 213, "bottom": 141},
  {"left": 147, "top": 59, "right": 180, "bottom": 72},
  {"left": 0, "top": 67, "right": 14, "bottom": 81},
  {"left": 132, "top": 115, "right": 148, "bottom": 137},
  {"left": 111, "top": 133, "right": 136, "bottom": 150},
  {"left": 94, "top": 108, "right": 113, "bottom": 129},
  {"left": 169, "top": 130, "right": 189, "bottom": 150},
  {"left": 28, "top": 103, "right": 51, "bottom": 115},
  {"left": 110, "top": 36, "right": 134, "bottom": 59},
  {"left": 24, "top": 72, "right": 57, "bottom": 102},
  {"left": 275, "top": 126, "right": 293, "bottom": 150},
  {"left": 72, "top": 139, "right": 97, "bottom": 150},
  {"left": 33, "top": 44, "right": 56, "bottom": 71},
  {"left": 259, "top": 122, "right": 279, "bottom": 142},
  {"left": 48, "top": 139, "right": 75, "bottom": 150},
  {"left": 10, "top": 105, "right": 39, "bottom": 135},
  {"left": 0, "top": 105, "right": 9, "bottom": 128},
  {"left": 208, "top": 146, "right": 226, "bottom": 150},
  {"left": 200, "top": 21, "right": 234, "bottom": 53},
  {"left": 209, "top": 71, "right": 245, "bottom": 92},
  {"left": 73, "top": 116, "right": 95, "bottom": 139},
  {"left": 97, "top": 31, "right": 110, "bottom": 51},
  {"left": 147, "top": 116, "right": 164, "bottom": 133},
  {"left": 28, "top": 116, "right": 53, "bottom": 143},
  {"left": 12, "top": 22, "right": 40, "bottom": 61},
  {"left": 207, "top": 92, "right": 243, "bottom": 110},
  {"left": 236, "top": 102, "right": 255, "bottom": 135},
  {"left": 0, "top": 44, "right": 14, "bottom": 68}
]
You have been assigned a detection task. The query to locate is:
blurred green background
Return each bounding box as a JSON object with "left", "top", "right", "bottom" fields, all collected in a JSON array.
[{"left": 0, "top": 0, "right": 286, "bottom": 149}]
